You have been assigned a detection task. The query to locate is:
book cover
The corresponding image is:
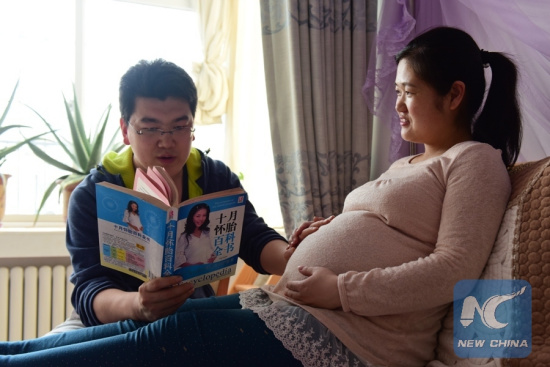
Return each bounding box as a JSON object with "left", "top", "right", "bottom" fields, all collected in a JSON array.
[{"left": 96, "top": 169, "right": 246, "bottom": 288}]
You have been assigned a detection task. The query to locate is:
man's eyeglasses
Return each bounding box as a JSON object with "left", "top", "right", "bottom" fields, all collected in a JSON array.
[{"left": 129, "top": 123, "right": 195, "bottom": 138}]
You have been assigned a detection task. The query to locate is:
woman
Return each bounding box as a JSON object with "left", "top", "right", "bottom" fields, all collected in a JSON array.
[
  {"left": 0, "top": 26, "right": 521, "bottom": 367},
  {"left": 122, "top": 200, "right": 143, "bottom": 232},
  {"left": 175, "top": 203, "right": 215, "bottom": 268}
]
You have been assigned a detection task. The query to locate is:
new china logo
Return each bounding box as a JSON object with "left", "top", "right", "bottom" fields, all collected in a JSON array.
[{"left": 453, "top": 280, "right": 531, "bottom": 358}]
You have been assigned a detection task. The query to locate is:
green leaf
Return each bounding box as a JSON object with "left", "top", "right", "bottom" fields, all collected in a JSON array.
[
  {"left": 87, "top": 105, "right": 112, "bottom": 172},
  {"left": 1, "top": 79, "right": 48, "bottom": 167},
  {"left": 25, "top": 105, "right": 76, "bottom": 163},
  {"left": 0, "top": 125, "right": 29, "bottom": 135},
  {"left": 0, "top": 131, "right": 50, "bottom": 157},
  {"left": 27, "top": 142, "right": 83, "bottom": 174},
  {"left": 0, "top": 80, "right": 19, "bottom": 128},
  {"left": 33, "top": 177, "right": 67, "bottom": 224},
  {"left": 64, "top": 90, "right": 89, "bottom": 171}
]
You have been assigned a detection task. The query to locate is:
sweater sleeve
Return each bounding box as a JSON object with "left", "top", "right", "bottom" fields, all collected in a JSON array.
[
  {"left": 66, "top": 173, "right": 143, "bottom": 326},
  {"left": 338, "top": 144, "right": 511, "bottom": 316}
]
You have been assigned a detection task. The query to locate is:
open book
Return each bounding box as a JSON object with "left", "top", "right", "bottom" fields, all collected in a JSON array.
[{"left": 96, "top": 166, "right": 247, "bottom": 288}]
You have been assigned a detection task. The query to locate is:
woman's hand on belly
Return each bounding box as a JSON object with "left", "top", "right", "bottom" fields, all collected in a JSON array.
[
  {"left": 287, "top": 216, "right": 335, "bottom": 254},
  {"left": 284, "top": 266, "right": 341, "bottom": 309}
]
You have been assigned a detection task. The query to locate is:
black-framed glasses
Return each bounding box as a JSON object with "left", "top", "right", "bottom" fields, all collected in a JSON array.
[{"left": 129, "top": 123, "right": 195, "bottom": 138}]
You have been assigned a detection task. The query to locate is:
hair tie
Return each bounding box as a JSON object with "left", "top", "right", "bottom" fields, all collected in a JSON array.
[{"left": 480, "top": 49, "right": 490, "bottom": 68}]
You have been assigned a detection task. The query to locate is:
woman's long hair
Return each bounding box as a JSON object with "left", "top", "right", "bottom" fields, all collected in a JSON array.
[
  {"left": 182, "top": 203, "right": 210, "bottom": 239},
  {"left": 126, "top": 200, "right": 139, "bottom": 214}
]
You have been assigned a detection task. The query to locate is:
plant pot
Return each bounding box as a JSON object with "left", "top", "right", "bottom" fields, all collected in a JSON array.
[
  {"left": 62, "top": 180, "right": 81, "bottom": 222},
  {"left": 0, "top": 173, "right": 11, "bottom": 226}
]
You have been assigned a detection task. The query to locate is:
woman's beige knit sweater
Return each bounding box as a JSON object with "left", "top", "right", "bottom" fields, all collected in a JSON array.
[{"left": 264, "top": 141, "right": 511, "bottom": 366}]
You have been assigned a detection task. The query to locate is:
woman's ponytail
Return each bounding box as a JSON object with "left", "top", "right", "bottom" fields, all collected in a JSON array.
[{"left": 472, "top": 52, "right": 522, "bottom": 167}]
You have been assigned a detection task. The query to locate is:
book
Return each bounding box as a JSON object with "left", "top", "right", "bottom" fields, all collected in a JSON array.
[{"left": 95, "top": 166, "right": 247, "bottom": 288}]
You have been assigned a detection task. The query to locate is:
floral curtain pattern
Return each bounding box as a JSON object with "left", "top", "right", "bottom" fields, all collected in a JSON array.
[{"left": 261, "top": 0, "right": 377, "bottom": 236}]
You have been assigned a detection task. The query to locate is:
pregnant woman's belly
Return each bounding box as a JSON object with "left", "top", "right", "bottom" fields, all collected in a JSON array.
[{"left": 274, "top": 211, "right": 434, "bottom": 292}]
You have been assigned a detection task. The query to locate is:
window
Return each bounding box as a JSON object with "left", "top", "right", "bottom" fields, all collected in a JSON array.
[{"left": 0, "top": 0, "right": 282, "bottom": 228}]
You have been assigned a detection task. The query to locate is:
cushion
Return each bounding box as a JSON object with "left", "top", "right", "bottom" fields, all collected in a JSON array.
[
  {"left": 45, "top": 309, "right": 85, "bottom": 336},
  {"left": 508, "top": 157, "right": 550, "bottom": 366},
  {"left": 429, "top": 157, "right": 550, "bottom": 366}
]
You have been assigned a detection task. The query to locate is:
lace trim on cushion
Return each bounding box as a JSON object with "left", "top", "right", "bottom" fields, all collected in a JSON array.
[{"left": 240, "top": 289, "right": 376, "bottom": 367}]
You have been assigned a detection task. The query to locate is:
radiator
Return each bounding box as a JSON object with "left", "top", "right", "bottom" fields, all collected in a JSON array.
[{"left": 0, "top": 265, "right": 74, "bottom": 341}]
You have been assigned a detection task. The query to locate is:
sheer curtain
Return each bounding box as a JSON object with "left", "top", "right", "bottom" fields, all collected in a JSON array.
[
  {"left": 261, "top": 0, "right": 377, "bottom": 236},
  {"left": 362, "top": 0, "right": 417, "bottom": 178},
  {"left": 191, "top": 0, "right": 283, "bottom": 228},
  {"left": 224, "top": 0, "right": 283, "bottom": 228},
  {"left": 364, "top": 0, "right": 550, "bottom": 176},
  {"left": 432, "top": 0, "right": 550, "bottom": 163},
  {"left": 193, "top": 0, "right": 232, "bottom": 126}
]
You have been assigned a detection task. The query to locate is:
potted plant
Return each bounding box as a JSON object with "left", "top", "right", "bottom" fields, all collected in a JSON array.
[
  {"left": 0, "top": 80, "right": 49, "bottom": 225},
  {"left": 27, "top": 86, "right": 123, "bottom": 222}
]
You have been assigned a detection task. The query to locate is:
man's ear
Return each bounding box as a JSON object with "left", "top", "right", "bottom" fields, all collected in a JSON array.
[
  {"left": 120, "top": 118, "right": 131, "bottom": 145},
  {"left": 449, "top": 81, "right": 466, "bottom": 111}
]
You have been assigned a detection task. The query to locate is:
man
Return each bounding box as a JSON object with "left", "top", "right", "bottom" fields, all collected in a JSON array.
[{"left": 67, "top": 59, "right": 291, "bottom": 326}]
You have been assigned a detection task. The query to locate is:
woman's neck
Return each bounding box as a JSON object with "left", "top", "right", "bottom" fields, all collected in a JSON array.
[{"left": 418, "top": 129, "right": 472, "bottom": 162}]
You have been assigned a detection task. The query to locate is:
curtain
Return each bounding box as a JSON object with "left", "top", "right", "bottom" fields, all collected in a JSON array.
[
  {"left": 261, "top": 0, "right": 377, "bottom": 236},
  {"left": 190, "top": 0, "right": 285, "bottom": 228},
  {"left": 364, "top": 0, "right": 550, "bottom": 170},
  {"left": 362, "top": 0, "right": 417, "bottom": 178},
  {"left": 433, "top": 0, "right": 550, "bottom": 163},
  {"left": 225, "top": 0, "right": 283, "bottom": 228},
  {"left": 193, "top": 0, "right": 233, "bottom": 125}
]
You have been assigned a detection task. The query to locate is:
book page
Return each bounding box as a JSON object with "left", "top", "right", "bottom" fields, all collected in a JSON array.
[
  {"left": 134, "top": 168, "right": 171, "bottom": 206},
  {"left": 146, "top": 167, "right": 169, "bottom": 198},
  {"left": 152, "top": 166, "right": 179, "bottom": 205}
]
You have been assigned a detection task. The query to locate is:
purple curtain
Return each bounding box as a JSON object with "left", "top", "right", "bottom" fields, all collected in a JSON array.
[
  {"left": 362, "top": 0, "right": 417, "bottom": 163},
  {"left": 364, "top": 0, "right": 550, "bottom": 163}
]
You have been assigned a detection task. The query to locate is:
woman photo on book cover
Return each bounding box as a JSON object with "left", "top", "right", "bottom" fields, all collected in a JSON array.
[
  {"left": 175, "top": 203, "right": 216, "bottom": 268},
  {"left": 122, "top": 200, "right": 143, "bottom": 232}
]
